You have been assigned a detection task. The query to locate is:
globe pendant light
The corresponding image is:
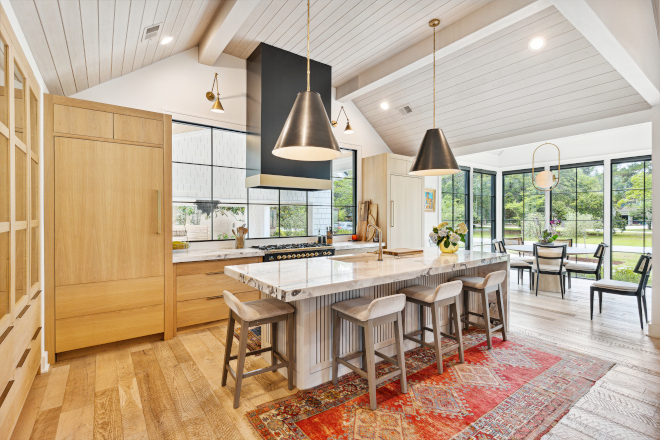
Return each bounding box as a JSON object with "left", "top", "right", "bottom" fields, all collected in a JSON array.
[
  {"left": 272, "top": 0, "right": 341, "bottom": 161},
  {"left": 409, "top": 19, "right": 460, "bottom": 176}
]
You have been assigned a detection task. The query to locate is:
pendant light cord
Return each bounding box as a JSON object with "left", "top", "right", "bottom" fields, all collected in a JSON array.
[
  {"left": 307, "top": 0, "right": 310, "bottom": 92},
  {"left": 433, "top": 24, "right": 436, "bottom": 129}
]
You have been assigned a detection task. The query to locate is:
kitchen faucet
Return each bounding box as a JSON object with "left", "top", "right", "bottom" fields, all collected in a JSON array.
[{"left": 367, "top": 224, "right": 383, "bottom": 261}]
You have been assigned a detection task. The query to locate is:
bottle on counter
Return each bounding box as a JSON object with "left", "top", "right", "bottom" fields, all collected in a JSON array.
[
  {"left": 327, "top": 226, "right": 333, "bottom": 245},
  {"left": 318, "top": 228, "right": 323, "bottom": 244}
]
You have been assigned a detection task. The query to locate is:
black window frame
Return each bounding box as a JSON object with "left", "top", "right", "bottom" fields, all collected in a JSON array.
[
  {"left": 441, "top": 166, "right": 471, "bottom": 249},
  {"left": 472, "top": 169, "right": 496, "bottom": 252},
  {"left": 501, "top": 168, "right": 544, "bottom": 242}
]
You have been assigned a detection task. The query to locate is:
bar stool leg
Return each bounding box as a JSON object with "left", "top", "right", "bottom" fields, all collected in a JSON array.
[
  {"left": 271, "top": 321, "right": 278, "bottom": 368},
  {"left": 419, "top": 303, "right": 425, "bottom": 344},
  {"left": 364, "top": 321, "right": 377, "bottom": 410},
  {"left": 452, "top": 300, "right": 464, "bottom": 363},
  {"left": 222, "top": 313, "right": 236, "bottom": 386},
  {"left": 332, "top": 310, "right": 340, "bottom": 385},
  {"left": 360, "top": 325, "right": 367, "bottom": 372},
  {"left": 286, "top": 313, "right": 295, "bottom": 390},
  {"left": 463, "top": 290, "right": 469, "bottom": 330},
  {"left": 496, "top": 284, "right": 508, "bottom": 341},
  {"left": 233, "top": 322, "right": 249, "bottom": 409},
  {"left": 480, "top": 291, "right": 493, "bottom": 349},
  {"left": 448, "top": 304, "right": 453, "bottom": 336},
  {"left": 430, "top": 302, "right": 443, "bottom": 374},
  {"left": 393, "top": 312, "right": 408, "bottom": 393}
]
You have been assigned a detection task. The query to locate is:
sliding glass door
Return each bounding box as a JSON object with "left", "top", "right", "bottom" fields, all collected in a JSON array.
[{"left": 473, "top": 170, "right": 496, "bottom": 252}]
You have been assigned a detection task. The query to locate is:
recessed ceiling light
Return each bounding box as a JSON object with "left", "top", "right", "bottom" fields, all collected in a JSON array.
[
  {"left": 160, "top": 36, "right": 173, "bottom": 45},
  {"left": 528, "top": 36, "right": 546, "bottom": 51},
  {"left": 380, "top": 102, "right": 389, "bottom": 110}
]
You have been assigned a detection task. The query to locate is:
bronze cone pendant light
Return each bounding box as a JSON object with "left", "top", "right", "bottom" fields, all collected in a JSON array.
[
  {"left": 409, "top": 19, "right": 460, "bottom": 176},
  {"left": 272, "top": 0, "right": 341, "bottom": 161}
]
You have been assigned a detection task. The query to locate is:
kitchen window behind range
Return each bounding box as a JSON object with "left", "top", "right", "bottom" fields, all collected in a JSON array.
[{"left": 171, "top": 121, "right": 356, "bottom": 241}]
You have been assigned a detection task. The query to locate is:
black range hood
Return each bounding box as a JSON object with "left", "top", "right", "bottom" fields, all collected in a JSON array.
[{"left": 246, "top": 43, "right": 333, "bottom": 190}]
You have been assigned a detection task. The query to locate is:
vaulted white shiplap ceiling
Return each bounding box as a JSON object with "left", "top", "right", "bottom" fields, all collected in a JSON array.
[
  {"left": 222, "top": 0, "right": 493, "bottom": 86},
  {"left": 352, "top": 6, "right": 651, "bottom": 156},
  {"left": 10, "top": 0, "right": 222, "bottom": 96}
]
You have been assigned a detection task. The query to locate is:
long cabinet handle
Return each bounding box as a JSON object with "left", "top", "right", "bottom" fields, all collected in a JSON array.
[
  {"left": 157, "top": 190, "right": 162, "bottom": 234},
  {"left": 207, "top": 295, "right": 224, "bottom": 300},
  {"left": 206, "top": 271, "right": 224, "bottom": 275},
  {"left": 391, "top": 201, "right": 394, "bottom": 227}
]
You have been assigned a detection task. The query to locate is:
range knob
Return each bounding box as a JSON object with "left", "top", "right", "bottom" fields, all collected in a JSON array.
[
  {"left": 314, "top": 252, "right": 319, "bottom": 256},
  {"left": 286, "top": 255, "right": 292, "bottom": 259},
  {"left": 305, "top": 253, "right": 310, "bottom": 257},
  {"left": 277, "top": 255, "right": 282, "bottom": 260}
]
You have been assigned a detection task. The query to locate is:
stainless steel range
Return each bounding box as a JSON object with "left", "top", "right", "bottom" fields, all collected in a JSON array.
[{"left": 252, "top": 243, "right": 335, "bottom": 262}]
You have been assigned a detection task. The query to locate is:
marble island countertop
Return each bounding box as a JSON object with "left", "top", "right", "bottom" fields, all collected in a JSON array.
[
  {"left": 224, "top": 249, "right": 509, "bottom": 301},
  {"left": 172, "top": 241, "right": 383, "bottom": 263}
]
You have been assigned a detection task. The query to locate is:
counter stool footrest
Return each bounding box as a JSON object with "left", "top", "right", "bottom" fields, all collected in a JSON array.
[
  {"left": 404, "top": 333, "right": 434, "bottom": 348},
  {"left": 373, "top": 350, "right": 399, "bottom": 366},
  {"left": 341, "top": 351, "right": 366, "bottom": 362},
  {"left": 467, "top": 311, "right": 485, "bottom": 318},
  {"left": 226, "top": 364, "right": 237, "bottom": 382},
  {"left": 439, "top": 331, "right": 458, "bottom": 341},
  {"left": 462, "top": 318, "right": 486, "bottom": 329},
  {"left": 243, "top": 361, "right": 289, "bottom": 379},
  {"left": 336, "top": 357, "right": 368, "bottom": 379},
  {"left": 273, "top": 351, "right": 288, "bottom": 364},
  {"left": 376, "top": 369, "right": 404, "bottom": 385},
  {"left": 229, "top": 346, "right": 272, "bottom": 361}
]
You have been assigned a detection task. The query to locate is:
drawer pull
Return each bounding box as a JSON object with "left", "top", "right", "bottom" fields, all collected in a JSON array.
[
  {"left": 206, "top": 271, "right": 224, "bottom": 275},
  {"left": 16, "top": 348, "right": 30, "bottom": 369},
  {"left": 0, "top": 381, "right": 13, "bottom": 409},
  {"left": 32, "top": 290, "right": 42, "bottom": 300},
  {"left": 0, "top": 327, "right": 12, "bottom": 346},
  {"left": 32, "top": 327, "right": 42, "bottom": 341},
  {"left": 207, "top": 295, "right": 224, "bottom": 300},
  {"left": 17, "top": 304, "right": 30, "bottom": 319}
]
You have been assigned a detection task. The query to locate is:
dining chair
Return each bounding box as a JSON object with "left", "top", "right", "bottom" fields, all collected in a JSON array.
[
  {"left": 589, "top": 254, "right": 651, "bottom": 329},
  {"left": 532, "top": 243, "right": 567, "bottom": 298},
  {"left": 503, "top": 237, "right": 533, "bottom": 262},
  {"left": 565, "top": 243, "right": 607, "bottom": 288},
  {"left": 493, "top": 240, "right": 533, "bottom": 288},
  {"left": 554, "top": 238, "right": 575, "bottom": 263}
]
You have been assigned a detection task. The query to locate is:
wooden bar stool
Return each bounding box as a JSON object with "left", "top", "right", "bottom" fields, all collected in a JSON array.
[
  {"left": 331, "top": 294, "right": 408, "bottom": 410},
  {"left": 450, "top": 270, "right": 507, "bottom": 349},
  {"left": 397, "top": 280, "right": 464, "bottom": 374},
  {"left": 221, "top": 290, "right": 295, "bottom": 408}
]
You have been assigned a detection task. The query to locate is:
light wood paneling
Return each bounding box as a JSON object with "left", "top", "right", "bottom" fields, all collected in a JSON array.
[
  {"left": 177, "top": 291, "right": 260, "bottom": 329},
  {"left": 53, "top": 137, "right": 164, "bottom": 286},
  {"left": 56, "top": 305, "right": 165, "bottom": 353},
  {"left": 53, "top": 104, "right": 113, "bottom": 139},
  {"left": 11, "top": 0, "right": 222, "bottom": 96},
  {"left": 113, "top": 114, "right": 164, "bottom": 145},
  {"left": 177, "top": 273, "right": 256, "bottom": 302},
  {"left": 55, "top": 277, "right": 164, "bottom": 320}
]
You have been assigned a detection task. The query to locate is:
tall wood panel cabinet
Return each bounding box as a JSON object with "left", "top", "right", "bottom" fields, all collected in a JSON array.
[
  {"left": 0, "top": 4, "right": 43, "bottom": 438},
  {"left": 362, "top": 153, "right": 424, "bottom": 249},
  {"left": 44, "top": 96, "right": 173, "bottom": 364}
]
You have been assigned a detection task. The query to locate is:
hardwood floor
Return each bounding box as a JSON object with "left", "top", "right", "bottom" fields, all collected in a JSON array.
[{"left": 12, "top": 274, "right": 660, "bottom": 440}]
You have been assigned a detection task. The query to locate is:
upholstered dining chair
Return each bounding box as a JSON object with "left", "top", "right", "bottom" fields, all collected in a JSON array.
[
  {"left": 503, "top": 237, "right": 532, "bottom": 261},
  {"left": 493, "top": 240, "right": 533, "bottom": 288},
  {"left": 565, "top": 243, "right": 607, "bottom": 288},
  {"left": 590, "top": 253, "right": 651, "bottom": 329},
  {"left": 554, "top": 238, "right": 575, "bottom": 263},
  {"left": 532, "top": 243, "right": 567, "bottom": 298}
]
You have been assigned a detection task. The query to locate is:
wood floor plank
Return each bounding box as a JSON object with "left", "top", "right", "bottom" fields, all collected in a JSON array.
[
  {"left": 11, "top": 381, "right": 49, "bottom": 440},
  {"left": 61, "top": 355, "right": 95, "bottom": 413},
  {"left": 93, "top": 387, "right": 123, "bottom": 440},
  {"left": 29, "top": 407, "right": 62, "bottom": 440},
  {"left": 131, "top": 349, "right": 187, "bottom": 440},
  {"left": 116, "top": 348, "right": 148, "bottom": 440},
  {"left": 41, "top": 366, "right": 72, "bottom": 411},
  {"left": 55, "top": 406, "right": 94, "bottom": 440},
  {"left": 95, "top": 351, "right": 118, "bottom": 392}
]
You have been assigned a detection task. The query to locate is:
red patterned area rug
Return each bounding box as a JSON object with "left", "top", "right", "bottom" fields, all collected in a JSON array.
[
  {"left": 234, "top": 325, "right": 262, "bottom": 352},
  {"left": 246, "top": 330, "right": 613, "bottom": 439}
]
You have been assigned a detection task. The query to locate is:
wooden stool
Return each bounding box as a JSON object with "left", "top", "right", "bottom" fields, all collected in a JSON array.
[
  {"left": 397, "top": 280, "right": 464, "bottom": 374},
  {"left": 331, "top": 294, "right": 408, "bottom": 410},
  {"left": 450, "top": 270, "right": 507, "bottom": 349},
  {"left": 220, "top": 290, "right": 295, "bottom": 408}
]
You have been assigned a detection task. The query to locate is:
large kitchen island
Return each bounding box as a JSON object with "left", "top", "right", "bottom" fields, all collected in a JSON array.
[{"left": 225, "top": 249, "right": 509, "bottom": 389}]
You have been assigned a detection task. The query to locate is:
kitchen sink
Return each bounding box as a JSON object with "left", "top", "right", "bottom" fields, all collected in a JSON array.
[{"left": 328, "top": 253, "right": 395, "bottom": 263}]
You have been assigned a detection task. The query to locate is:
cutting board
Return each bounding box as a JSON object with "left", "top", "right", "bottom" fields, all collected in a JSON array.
[{"left": 383, "top": 248, "right": 423, "bottom": 256}]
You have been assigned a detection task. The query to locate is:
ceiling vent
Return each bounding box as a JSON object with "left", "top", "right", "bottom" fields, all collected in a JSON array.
[
  {"left": 142, "top": 24, "right": 162, "bottom": 41},
  {"left": 398, "top": 105, "right": 413, "bottom": 115}
]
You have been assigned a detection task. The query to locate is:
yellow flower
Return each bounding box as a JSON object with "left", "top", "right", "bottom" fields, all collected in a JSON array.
[
  {"left": 438, "top": 222, "right": 448, "bottom": 229},
  {"left": 456, "top": 223, "right": 468, "bottom": 234}
]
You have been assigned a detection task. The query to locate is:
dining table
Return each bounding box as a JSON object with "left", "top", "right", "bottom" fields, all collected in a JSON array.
[{"left": 507, "top": 244, "right": 597, "bottom": 293}]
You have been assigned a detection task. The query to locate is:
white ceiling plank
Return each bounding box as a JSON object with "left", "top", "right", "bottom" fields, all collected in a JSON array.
[
  {"left": 127, "top": 0, "right": 158, "bottom": 74},
  {"left": 161, "top": 0, "right": 193, "bottom": 60},
  {"left": 121, "top": 0, "right": 148, "bottom": 77},
  {"left": 277, "top": 0, "right": 342, "bottom": 54},
  {"left": 110, "top": 0, "right": 133, "bottom": 79},
  {"left": 9, "top": 0, "right": 64, "bottom": 95},
  {"left": 171, "top": 0, "right": 204, "bottom": 55},
  {"left": 98, "top": 0, "right": 116, "bottom": 84},
  {"left": 134, "top": 0, "right": 171, "bottom": 71},
  {"left": 223, "top": 0, "right": 271, "bottom": 55},
  {"left": 183, "top": 0, "right": 221, "bottom": 51},
  {"left": 150, "top": 0, "right": 182, "bottom": 65},
  {"left": 58, "top": 0, "right": 89, "bottom": 92},
  {"left": 79, "top": 0, "right": 100, "bottom": 88},
  {"left": 33, "top": 0, "right": 77, "bottom": 95},
  {"left": 237, "top": 0, "right": 300, "bottom": 59}
]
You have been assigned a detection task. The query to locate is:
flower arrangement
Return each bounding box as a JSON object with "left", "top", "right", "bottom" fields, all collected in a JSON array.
[
  {"left": 430, "top": 222, "right": 468, "bottom": 253},
  {"left": 531, "top": 217, "right": 559, "bottom": 243}
]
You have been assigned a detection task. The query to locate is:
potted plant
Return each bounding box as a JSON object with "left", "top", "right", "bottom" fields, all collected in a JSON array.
[
  {"left": 532, "top": 217, "right": 559, "bottom": 244},
  {"left": 430, "top": 222, "right": 468, "bottom": 253}
]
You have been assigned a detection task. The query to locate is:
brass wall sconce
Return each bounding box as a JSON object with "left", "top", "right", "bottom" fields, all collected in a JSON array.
[
  {"left": 532, "top": 142, "right": 560, "bottom": 191},
  {"left": 331, "top": 106, "right": 354, "bottom": 134},
  {"left": 206, "top": 73, "right": 225, "bottom": 113}
]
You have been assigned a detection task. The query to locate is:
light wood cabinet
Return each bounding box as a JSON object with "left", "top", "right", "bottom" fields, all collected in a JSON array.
[
  {"left": 362, "top": 153, "right": 424, "bottom": 249},
  {"left": 45, "top": 95, "right": 172, "bottom": 362},
  {"left": 0, "top": 4, "right": 43, "bottom": 438},
  {"left": 174, "top": 258, "right": 262, "bottom": 330}
]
